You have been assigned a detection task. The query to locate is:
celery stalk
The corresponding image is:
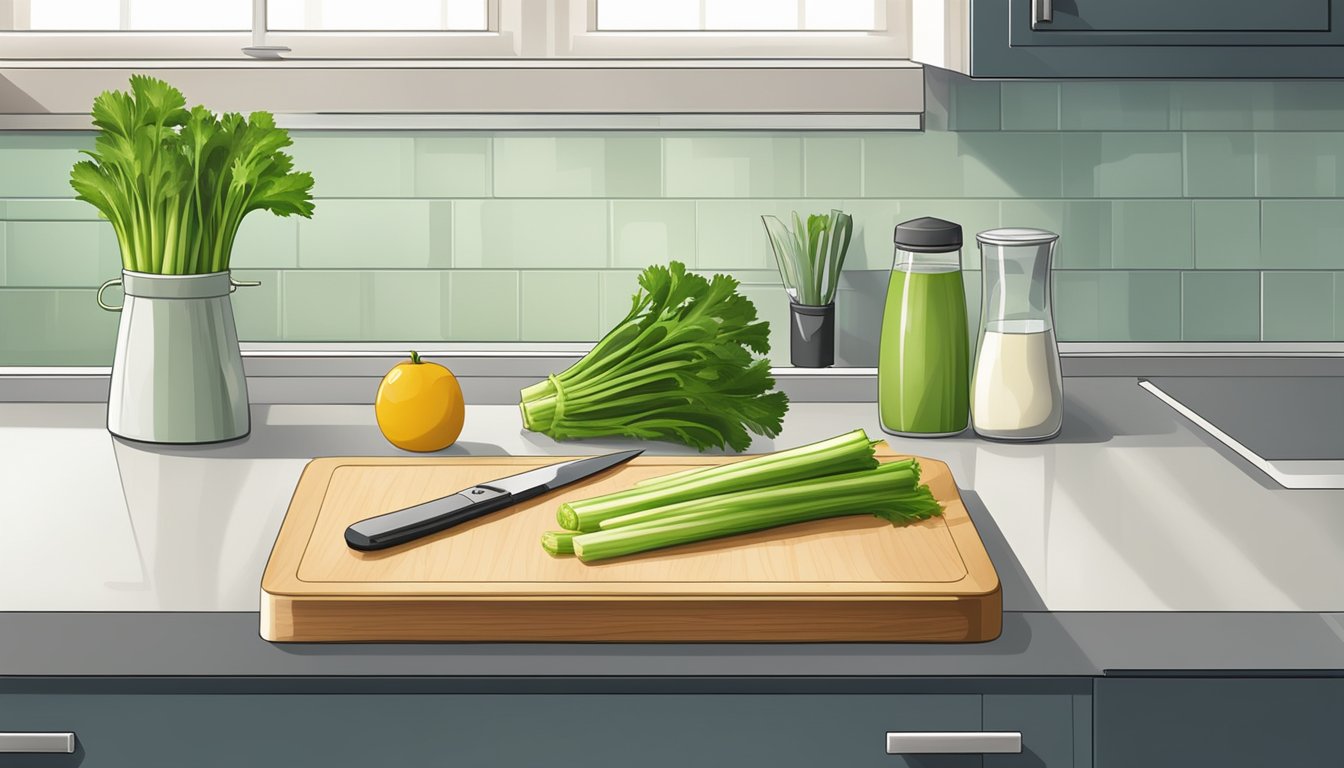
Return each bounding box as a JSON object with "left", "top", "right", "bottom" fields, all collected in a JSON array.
[
  {"left": 599, "top": 461, "right": 919, "bottom": 530},
  {"left": 571, "top": 470, "right": 941, "bottom": 562},
  {"left": 632, "top": 463, "right": 717, "bottom": 488},
  {"left": 541, "top": 530, "right": 577, "bottom": 556},
  {"left": 556, "top": 429, "right": 879, "bottom": 532}
]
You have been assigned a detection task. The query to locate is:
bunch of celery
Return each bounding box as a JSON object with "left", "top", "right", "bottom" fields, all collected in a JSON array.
[
  {"left": 70, "top": 75, "right": 315, "bottom": 275},
  {"left": 519, "top": 260, "right": 788, "bottom": 452},
  {"left": 540, "top": 429, "right": 942, "bottom": 562}
]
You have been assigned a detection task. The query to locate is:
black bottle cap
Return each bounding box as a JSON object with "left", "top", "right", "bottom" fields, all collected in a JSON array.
[{"left": 893, "top": 217, "right": 962, "bottom": 253}]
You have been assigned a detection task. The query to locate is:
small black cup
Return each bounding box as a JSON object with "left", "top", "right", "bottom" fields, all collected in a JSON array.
[{"left": 789, "top": 302, "right": 835, "bottom": 368}]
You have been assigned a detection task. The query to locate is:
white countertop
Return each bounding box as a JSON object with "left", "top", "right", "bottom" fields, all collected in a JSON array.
[{"left": 4, "top": 377, "right": 1341, "bottom": 614}]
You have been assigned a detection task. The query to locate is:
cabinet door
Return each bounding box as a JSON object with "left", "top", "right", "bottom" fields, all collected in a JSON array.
[
  {"left": 1094, "top": 677, "right": 1344, "bottom": 768},
  {"left": 0, "top": 693, "right": 983, "bottom": 768},
  {"left": 1018, "top": 0, "right": 1330, "bottom": 35},
  {"left": 984, "top": 693, "right": 1089, "bottom": 768},
  {"left": 960, "top": 0, "right": 1344, "bottom": 77}
]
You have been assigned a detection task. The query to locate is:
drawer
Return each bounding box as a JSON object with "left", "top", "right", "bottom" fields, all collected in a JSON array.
[{"left": 0, "top": 693, "right": 985, "bottom": 768}]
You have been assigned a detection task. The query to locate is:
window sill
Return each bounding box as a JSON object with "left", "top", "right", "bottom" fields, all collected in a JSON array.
[{"left": 0, "top": 59, "right": 924, "bottom": 130}]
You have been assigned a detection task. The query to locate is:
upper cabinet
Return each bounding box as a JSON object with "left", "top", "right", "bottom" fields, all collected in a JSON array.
[{"left": 914, "top": 0, "right": 1344, "bottom": 77}]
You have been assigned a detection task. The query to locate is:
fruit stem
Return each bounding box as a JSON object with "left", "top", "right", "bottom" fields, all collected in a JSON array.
[{"left": 410, "top": 350, "right": 422, "bottom": 365}]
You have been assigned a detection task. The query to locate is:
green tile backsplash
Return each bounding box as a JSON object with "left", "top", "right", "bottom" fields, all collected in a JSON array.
[
  {"left": 1060, "top": 132, "right": 1184, "bottom": 198},
  {"left": 3, "top": 74, "right": 1344, "bottom": 365},
  {"left": 1182, "top": 271, "right": 1262, "bottom": 341},
  {"left": 1261, "top": 271, "right": 1336, "bottom": 342}
]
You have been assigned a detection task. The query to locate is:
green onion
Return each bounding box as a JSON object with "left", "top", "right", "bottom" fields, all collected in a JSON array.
[
  {"left": 556, "top": 429, "right": 879, "bottom": 532},
  {"left": 541, "top": 530, "right": 577, "bottom": 556},
  {"left": 571, "top": 465, "right": 941, "bottom": 563}
]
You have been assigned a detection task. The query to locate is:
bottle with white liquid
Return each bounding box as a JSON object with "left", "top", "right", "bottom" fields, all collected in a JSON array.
[{"left": 971, "top": 228, "right": 1063, "bottom": 441}]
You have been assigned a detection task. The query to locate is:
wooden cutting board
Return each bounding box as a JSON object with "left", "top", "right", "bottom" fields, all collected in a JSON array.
[{"left": 261, "top": 447, "right": 1000, "bottom": 643}]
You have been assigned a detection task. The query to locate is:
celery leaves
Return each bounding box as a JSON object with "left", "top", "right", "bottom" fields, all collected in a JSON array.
[
  {"left": 518, "top": 261, "right": 788, "bottom": 452},
  {"left": 70, "top": 75, "right": 314, "bottom": 275}
]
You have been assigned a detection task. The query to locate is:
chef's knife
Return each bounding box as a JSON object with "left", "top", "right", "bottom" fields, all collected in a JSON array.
[{"left": 344, "top": 449, "right": 643, "bottom": 551}]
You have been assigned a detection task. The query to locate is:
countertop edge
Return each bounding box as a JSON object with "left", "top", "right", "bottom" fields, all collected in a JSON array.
[
  {"left": 3, "top": 352, "right": 1342, "bottom": 406},
  {"left": 3, "top": 611, "right": 1343, "bottom": 681}
]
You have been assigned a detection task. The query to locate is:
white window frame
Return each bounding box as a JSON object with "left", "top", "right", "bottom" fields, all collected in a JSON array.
[
  {"left": 0, "top": 0, "right": 924, "bottom": 127},
  {"left": 0, "top": 0, "right": 906, "bottom": 61}
]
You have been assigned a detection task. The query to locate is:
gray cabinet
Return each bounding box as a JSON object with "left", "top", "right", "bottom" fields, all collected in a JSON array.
[
  {"left": 916, "top": 0, "right": 1344, "bottom": 77},
  {"left": 985, "top": 693, "right": 1091, "bottom": 768},
  {"left": 0, "top": 693, "right": 989, "bottom": 768},
  {"left": 0, "top": 687, "right": 1093, "bottom": 768},
  {"left": 1094, "top": 677, "right": 1344, "bottom": 768}
]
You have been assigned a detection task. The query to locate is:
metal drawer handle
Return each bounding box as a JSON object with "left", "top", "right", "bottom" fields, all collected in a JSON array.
[
  {"left": 1032, "top": 0, "right": 1053, "bottom": 26},
  {"left": 0, "top": 732, "right": 76, "bottom": 753},
  {"left": 886, "top": 731, "right": 1022, "bottom": 755},
  {"left": 0, "top": 731, "right": 75, "bottom": 758}
]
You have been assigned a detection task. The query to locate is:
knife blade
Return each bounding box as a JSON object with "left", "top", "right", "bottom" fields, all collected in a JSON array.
[{"left": 344, "top": 449, "right": 644, "bottom": 551}]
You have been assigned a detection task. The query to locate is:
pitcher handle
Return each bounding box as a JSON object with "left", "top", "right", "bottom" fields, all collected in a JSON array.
[
  {"left": 96, "top": 278, "right": 123, "bottom": 312},
  {"left": 229, "top": 277, "right": 261, "bottom": 293}
]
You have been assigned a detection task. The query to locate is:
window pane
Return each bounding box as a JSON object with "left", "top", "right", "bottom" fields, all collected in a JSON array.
[
  {"left": 596, "top": 0, "right": 880, "bottom": 31},
  {"left": 17, "top": 0, "right": 249, "bottom": 30},
  {"left": 703, "top": 0, "right": 796, "bottom": 31},
  {"left": 595, "top": 0, "right": 698, "bottom": 31},
  {"left": 803, "top": 0, "right": 878, "bottom": 30},
  {"left": 24, "top": 0, "right": 119, "bottom": 30},
  {"left": 267, "top": 0, "right": 489, "bottom": 31},
  {"left": 128, "top": 0, "right": 250, "bottom": 30}
]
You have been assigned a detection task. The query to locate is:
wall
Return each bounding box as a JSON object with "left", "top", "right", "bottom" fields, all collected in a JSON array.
[{"left": 1, "top": 72, "right": 1342, "bottom": 365}]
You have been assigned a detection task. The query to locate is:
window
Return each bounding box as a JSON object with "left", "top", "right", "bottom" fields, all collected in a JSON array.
[
  {"left": 7, "top": 0, "right": 250, "bottom": 31},
  {"left": 0, "top": 0, "right": 511, "bottom": 58},
  {"left": 267, "top": 0, "right": 488, "bottom": 31},
  {"left": 565, "top": 0, "right": 906, "bottom": 58},
  {"left": 0, "top": 0, "right": 921, "bottom": 127},
  {"left": 595, "top": 0, "right": 880, "bottom": 32},
  {"left": 0, "top": 0, "right": 907, "bottom": 60}
]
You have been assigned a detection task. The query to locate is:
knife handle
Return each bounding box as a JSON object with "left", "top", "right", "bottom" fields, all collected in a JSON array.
[{"left": 345, "top": 485, "right": 513, "bottom": 551}]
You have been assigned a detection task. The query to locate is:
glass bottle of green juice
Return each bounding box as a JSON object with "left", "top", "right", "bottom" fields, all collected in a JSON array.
[{"left": 878, "top": 217, "right": 970, "bottom": 437}]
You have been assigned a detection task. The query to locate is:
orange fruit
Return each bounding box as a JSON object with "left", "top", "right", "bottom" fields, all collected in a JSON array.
[{"left": 374, "top": 351, "right": 465, "bottom": 452}]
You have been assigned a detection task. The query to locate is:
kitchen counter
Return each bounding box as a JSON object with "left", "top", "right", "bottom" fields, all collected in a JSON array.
[{"left": 3, "top": 373, "right": 1344, "bottom": 679}]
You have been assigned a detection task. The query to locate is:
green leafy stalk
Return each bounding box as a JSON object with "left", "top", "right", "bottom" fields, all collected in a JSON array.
[
  {"left": 556, "top": 429, "right": 880, "bottom": 532},
  {"left": 761, "top": 209, "right": 853, "bottom": 306},
  {"left": 596, "top": 460, "right": 920, "bottom": 531},
  {"left": 70, "top": 75, "right": 315, "bottom": 276},
  {"left": 541, "top": 530, "right": 578, "bottom": 556},
  {"left": 569, "top": 464, "right": 942, "bottom": 562},
  {"left": 518, "top": 261, "right": 788, "bottom": 453}
]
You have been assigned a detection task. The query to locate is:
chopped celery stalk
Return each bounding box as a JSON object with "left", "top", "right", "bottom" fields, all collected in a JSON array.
[
  {"left": 557, "top": 429, "right": 879, "bottom": 532},
  {"left": 598, "top": 460, "right": 918, "bottom": 530},
  {"left": 601, "top": 485, "right": 936, "bottom": 537},
  {"left": 572, "top": 472, "right": 941, "bottom": 563},
  {"left": 541, "top": 530, "right": 577, "bottom": 556},
  {"left": 629, "top": 432, "right": 884, "bottom": 496}
]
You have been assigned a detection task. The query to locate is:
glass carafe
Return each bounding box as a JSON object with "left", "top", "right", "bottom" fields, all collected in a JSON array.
[
  {"left": 971, "top": 228, "right": 1062, "bottom": 441},
  {"left": 878, "top": 217, "right": 970, "bottom": 437}
]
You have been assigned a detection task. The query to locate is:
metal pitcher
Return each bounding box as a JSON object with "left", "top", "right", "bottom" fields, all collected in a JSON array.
[{"left": 97, "top": 271, "right": 255, "bottom": 444}]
